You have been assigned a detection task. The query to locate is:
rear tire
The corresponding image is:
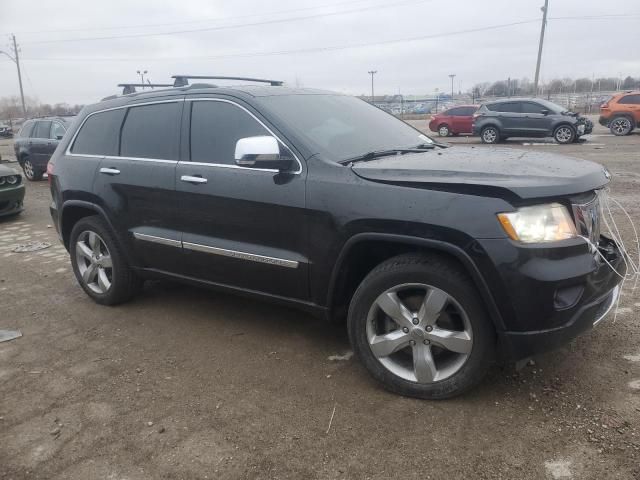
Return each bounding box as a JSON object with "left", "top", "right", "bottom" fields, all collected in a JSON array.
[
  {"left": 609, "top": 116, "right": 633, "bottom": 136},
  {"left": 22, "top": 157, "right": 43, "bottom": 181},
  {"left": 69, "top": 216, "right": 142, "bottom": 306},
  {"left": 438, "top": 124, "right": 450, "bottom": 137},
  {"left": 480, "top": 126, "right": 499, "bottom": 144},
  {"left": 347, "top": 253, "right": 495, "bottom": 399}
]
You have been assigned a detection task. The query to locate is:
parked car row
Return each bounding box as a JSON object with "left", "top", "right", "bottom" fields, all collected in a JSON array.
[{"left": 429, "top": 91, "right": 640, "bottom": 143}]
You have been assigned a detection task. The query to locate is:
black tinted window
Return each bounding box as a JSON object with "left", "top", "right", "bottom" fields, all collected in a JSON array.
[
  {"left": 446, "top": 107, "right": 462, "bottom": 116},
  {"left": 18, "top": 121, "right": 34, "bottom": 138},
  {"left": 72, "top": 109, "right": 126, "bottom": 156},
  {"left": 619, "top": 94, "right": 640, "bottom": 105},
  {"left": 488, "top": 102, "right": 521, "bottom": 113},
  {"left": 33, "top": 121, "right": 52, "bottom": 138},
  {"left": 190, "top": 101, "right": 269, "bottom": 164},
  {"left": 460, "top": 106, "right": 478, "bottom": 116},
  {"left": 121, "top": 102, "right": 181, "bottom": 160},
  {"left": 521, "top": 102, "right": 547, "bottom": 114}
]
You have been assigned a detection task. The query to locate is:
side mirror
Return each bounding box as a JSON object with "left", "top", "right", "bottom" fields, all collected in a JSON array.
[
  {"left": 540, "top": 109, "right": 549, "bottom": 115},
  {"left": 235, "top": 136, "right": 293, "bottom": 171},
  {"left": 56, "top": 135, "right": 64, "bottom": 140}
]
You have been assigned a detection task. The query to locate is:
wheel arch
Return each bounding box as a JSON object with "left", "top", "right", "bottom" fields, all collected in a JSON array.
[
  {"left": 326, "top": 233, "right": 506, "bottom": 331},
  {"left": 60, "top": 200, "right": 119, "bottom": 251}
]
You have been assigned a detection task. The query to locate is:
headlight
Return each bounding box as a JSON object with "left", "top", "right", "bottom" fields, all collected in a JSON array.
[
  {"left": 7, "top": 175, "right": 18, "bottom": 185},
  {"left": 0, "top": 176, "right": 5, "bottom": 186},
  {"left": 497, "top": 203, "right": 577, "bottom": 243}
]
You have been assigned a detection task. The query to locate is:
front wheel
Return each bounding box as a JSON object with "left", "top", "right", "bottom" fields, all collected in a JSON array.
[
  {"left": 610, "top": 116, "right": 633, "bottom": 136},
  {"left": 480, "top": 126, "right": 499, "bottom": 144},
  {"left": 347, "top": 254, "right": 495, "bottom": 399},
  {"left": 69, "top": 216, "right": 142, "bottom": 305},
  {"left": 553, "top": 125, "right": 575, "bottom": 144},
  {"left": 22, "top": 157, "right": 43, "bottom": 181}
]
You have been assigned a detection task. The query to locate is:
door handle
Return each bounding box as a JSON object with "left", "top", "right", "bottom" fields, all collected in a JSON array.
[
  {"left": 99, "top": 167, "right": 120, "bottom": 175},
  {"left": 180, "top": 175, "right": 208, "bottom": 184}
]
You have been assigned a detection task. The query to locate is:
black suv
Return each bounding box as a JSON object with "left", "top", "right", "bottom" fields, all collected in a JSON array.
[
  {"left": 14, "top": 116, "right": 74, "bottom": 181},
  {"left": 48, "top": 82, "right": 623, "bottom": 399},
  {"left": 473, "top": 98, "right": 593, "bottom": 144}
]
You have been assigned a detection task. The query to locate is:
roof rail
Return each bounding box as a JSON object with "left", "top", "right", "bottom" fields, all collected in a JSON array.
[
  {"left": 117, "top": 83, "right": 174, "bottom": 95},
  {"left": 172, "top": 75, "right": 283, "bottom": 87}
]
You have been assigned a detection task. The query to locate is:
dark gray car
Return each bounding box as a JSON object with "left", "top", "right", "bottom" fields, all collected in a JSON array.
[{"left": 472, "top": 98, "right": 593, "bottom": 144}]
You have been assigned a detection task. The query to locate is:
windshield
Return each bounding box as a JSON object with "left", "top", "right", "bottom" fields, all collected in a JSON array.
[
  {"left": 257, "top": 94, "right": 433, "bottom": 162},
  {"left": 535, "top": 99, "right": 565, "bottom": 114}
]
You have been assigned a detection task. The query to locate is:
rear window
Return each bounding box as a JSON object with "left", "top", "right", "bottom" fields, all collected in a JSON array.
[
  {"left": 33, "top": 121, "right": 52, "bottom": 138},
  {"left": 619, "top": 94, "right": 640, "bottom": 105},
  {"left": 120, "top": 102, "right": 181, "bottom": 160},
  {"left": 18, "top": 121, "right": 34, "bottom": 138},
  {"left": 71, "top": 109, "right": 126, "bottom": 156}
]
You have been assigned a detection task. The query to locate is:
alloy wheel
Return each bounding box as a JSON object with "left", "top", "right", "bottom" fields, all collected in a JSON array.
[
  {"left": 366, "top": 283, "right": 473, "bottom": 384},
  {"left": 611, "top": 118, "right": 631, "bottom": 136},
  {"left": 555, "top": 126, "right": 573, "bottom": 143},
  {"left": 23, "top": 160, "right": 34, "bottom": 180},
  {"left": 438, "top": 125, "right": 450, "bottom": 137},
  {"left": 75, "top": 231, "right": 113, "bottom": 294},
  {"left": 482, "top": 128, "right": 497, "bottom": 143}
]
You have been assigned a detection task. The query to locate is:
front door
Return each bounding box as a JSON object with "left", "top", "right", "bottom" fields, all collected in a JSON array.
[
  {"left": 176, "top": 97, "right": 308, "bottom": 300},
  {"left": 520, "top": 101, "right": 554, "bottom": 136}
]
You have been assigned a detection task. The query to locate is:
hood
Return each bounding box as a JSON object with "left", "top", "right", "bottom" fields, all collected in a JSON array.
[
  {"left": 0, "top": 164, "right": 20, "bottom": 176},
  {"left": 351, "top": 147, "right": 609, "bottom": 200}
]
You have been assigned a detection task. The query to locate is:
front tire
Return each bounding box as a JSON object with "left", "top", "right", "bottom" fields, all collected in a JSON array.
[
  {"left": 609, "top": 116, "right": 633, "bottom": 136},
  {"left": 69, "top": 216, "right": 142, "bottom": 305},
  {"left": 347, "top": 254, "right": 495, "bottom": 399},
  {"left": 22, "top": 157, "right": 43, "bottom": 181},
  {"left": 480, "top": 126, "right": 499, "bottom": 144},
  {"left": 553, "top": 125, "right": 575, "bottom": 144}
]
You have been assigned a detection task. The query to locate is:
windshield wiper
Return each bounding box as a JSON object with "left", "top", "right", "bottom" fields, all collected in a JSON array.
[
  {"left": 415, "top": 142, "right": 448, "bottom": 149},
  {"left": 340, "top": 147, "right": 430, "bottom": 165}
]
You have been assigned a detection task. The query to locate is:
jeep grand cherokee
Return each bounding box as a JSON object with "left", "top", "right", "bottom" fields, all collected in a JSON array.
[{"left": 48, "top": 82, "right": 624, "bottom": 399}]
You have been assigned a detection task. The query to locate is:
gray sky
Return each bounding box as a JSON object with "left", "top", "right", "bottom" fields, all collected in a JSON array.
[{"left": 1, "top": 0, "right": 639, "bottom": 104}]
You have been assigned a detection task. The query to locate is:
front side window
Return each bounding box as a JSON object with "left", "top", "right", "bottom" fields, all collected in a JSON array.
[
  {"left": 257, "top": 94, "right": 431, "bottom": 163},
  {"left": 521, "top": 102, "right": 547, "bottom": 114},
  {"left": 71, "top": 108, "right": 126, "bottom": 156},
  {"left": 619, "top": 94, "right": 640, "bottom": 105},
  {"left": 33, "top": 121, "right": 52, "bottom": 138},
  {"left": 120, "top": 102, "right": 181, "bottom": 160},
  {"left": 190, "top": 101, "right": 270, "bottom": 165},
  {"left": 50, "top": 122, "right": 66, "bottom": 139}
]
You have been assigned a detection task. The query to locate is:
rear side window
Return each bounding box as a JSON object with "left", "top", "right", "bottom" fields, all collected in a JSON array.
[
  {"left": 190, "top": 101, "right": 269, "bottom": 165},
  {"left": 458, "top": 106, "right": 477, "bottom": 116},
  {"left": 71, "top": 109, "right": 126, "bottom": 156},
  {"left": 445, "top": 107, "right": 462, "bottom": 116},
  {"left": 618, "top": 94, "right": 640, "bottom": 105},
  {"left": 487, "top": 102, "right": 521, "bottom": 113},
  {"left": 18, "top": 120, "right": 34, "bottom": 138},
  {"left": 33, "top": 121, "right": 52, "bottom": 138},
  {"left": 120, "top": 102, "right": 181, "bottom": 160}
]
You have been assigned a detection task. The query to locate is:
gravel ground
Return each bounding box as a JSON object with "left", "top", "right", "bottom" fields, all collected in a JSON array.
[{"left": 1, "top": 120, "right": 639, "bottom": 480}]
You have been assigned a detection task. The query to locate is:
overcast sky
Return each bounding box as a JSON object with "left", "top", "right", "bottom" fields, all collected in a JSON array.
[{"left": 1, "top": 0, "right": 639, "bottom": 104}]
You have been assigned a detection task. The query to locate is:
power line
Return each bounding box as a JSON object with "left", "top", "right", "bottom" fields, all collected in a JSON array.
[
  {"left": 2, "top": 0, "right": 376, "bottom": 36},
  {"left": 20, "top": 0, "right": 431, "bottom": 45},
  {"left": 20, "top": 19, "right": 542, "bottom": 62}
]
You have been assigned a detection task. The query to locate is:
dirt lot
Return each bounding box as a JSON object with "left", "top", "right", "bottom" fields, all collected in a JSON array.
[{"left": 1, "top": 121, "right": 639, "bottom": 480}]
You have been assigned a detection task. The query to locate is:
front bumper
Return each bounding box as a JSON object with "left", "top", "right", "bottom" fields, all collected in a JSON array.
[
  {"left": 0, "top": 183, "right": 25, "bottom": 217},
  {"left": 474, "top": 236, "right": 625, "bottom": 361}
]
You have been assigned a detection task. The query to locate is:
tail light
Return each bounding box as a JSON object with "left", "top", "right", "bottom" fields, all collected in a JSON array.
[
  {"left": 601, "top": 102, "right": 609, "bottom": 109},
  {"left": 472, "top": 112, "right": 481, "bottom": 119},
  {"left": 47, "top": 162, "right": 54, "bottom": 186}
]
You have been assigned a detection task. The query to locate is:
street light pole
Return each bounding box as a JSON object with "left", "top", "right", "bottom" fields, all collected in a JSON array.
[
  {"left": 368, "top": 70, "right": 377, "bottom": 103},
  {"left": 137, "top": 70, "right": 148, "bottom": 88},
  {"left": 533, "top": 0, "right": 549, "bottom": 96},
  {"left": 448, "top": 74, "right": 456, "bottom": 100}
]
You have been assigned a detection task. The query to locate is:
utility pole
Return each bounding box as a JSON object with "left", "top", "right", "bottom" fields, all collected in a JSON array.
[
  {"left": 448, "top": 74, "right": 456, "bottom": 100},
  {"left": 533, "top": 0, "right": 549, "bottom": 96},
  {"left": 0, "top": 35, "right": 27, "bottom": 117},
  {"left": 368, "top": 70, "right": 377, "bottom": 103}
]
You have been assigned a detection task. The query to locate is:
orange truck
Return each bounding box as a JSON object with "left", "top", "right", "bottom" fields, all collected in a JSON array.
[{"left": 599, "top": 91, "right": 640, "bottom": 136}]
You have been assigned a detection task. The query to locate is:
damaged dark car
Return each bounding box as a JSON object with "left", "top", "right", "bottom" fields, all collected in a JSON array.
[{"left": 48, "top": 84, "right": 623, "bottom": 399}]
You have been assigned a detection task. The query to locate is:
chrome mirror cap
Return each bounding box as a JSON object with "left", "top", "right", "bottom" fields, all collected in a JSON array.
[{"left": 235, "top": 136, "right": 280, "bottom": 165}]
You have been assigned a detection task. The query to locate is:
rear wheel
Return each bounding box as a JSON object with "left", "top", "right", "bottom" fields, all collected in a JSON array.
[
  {"left": 480, "top": 126, "right": 499, "bottom": 144},
  {"left": 22, "top": 157, "right": 43, "bottom": 181},
  {"left": 553, "top": 125, "right": 575, "bottom": 144},
  {"left": 347, "top": 254, "right": 495, "bottom": 399},
  {"left": 610, "top": 116, "right": 633, "bottom": 136},
  {"left": 438, "top": 124, "right": 450, "bottom": 137},
  {"left": 70, "top": 216, "right": 142, "bottom": 305}
]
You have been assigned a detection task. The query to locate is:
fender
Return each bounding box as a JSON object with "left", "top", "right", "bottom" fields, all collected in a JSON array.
[{"left": 326, "top": 232, "right": 506, "bottom": 331}]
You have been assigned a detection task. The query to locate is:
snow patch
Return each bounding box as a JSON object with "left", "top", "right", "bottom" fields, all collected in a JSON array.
[{"left": 545, "top": 459, "right": 572, "bottom": 479}]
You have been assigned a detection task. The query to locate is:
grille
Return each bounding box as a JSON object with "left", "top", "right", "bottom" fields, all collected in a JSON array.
[{"left": 572, "top": 191, "right": 602, "bottom": 246}]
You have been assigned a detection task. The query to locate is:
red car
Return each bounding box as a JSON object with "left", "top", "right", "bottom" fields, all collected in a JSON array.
[{"left": 428, "top": 105, "right": 478, "bottom": 137}]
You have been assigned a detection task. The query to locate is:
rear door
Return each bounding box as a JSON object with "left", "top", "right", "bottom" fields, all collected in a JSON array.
[
  {"left": 175, "top": 97, "right": 309, "bottom": 300},
  {"left": 91, "top": 99, "right": 185, "bottom": 273},
  {"left": 492, "top": 102, "right": 524, "bottom": 135},
  {"left": 451, "top": 106, "right": 476, "bottom": 134},
  {"left": 30, "top": 120, "right": 52, "bottom": 167},
  {"left": 618, "top": 94, "right": 640, "bottom": 124}
]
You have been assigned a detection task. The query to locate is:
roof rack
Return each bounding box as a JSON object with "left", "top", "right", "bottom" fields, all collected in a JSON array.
[
  {"left": 172, "top": 75, "right": 283, "bottom": 87},
  {"left": 118, "top": 83, "right": 174, "bottom": 95}
]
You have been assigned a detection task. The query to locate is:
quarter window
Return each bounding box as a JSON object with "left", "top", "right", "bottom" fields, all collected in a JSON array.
[
  {"left": 50, "top": 122, "right": 66, "bottom": 139},
  {"left": 120, "top": 102, "right": 181, "bottom": 160},
  {"left": 18, "top": 120, "right": 34, "bottom": 138},
  {"left": 619, "top": 94, "right": 640, "bottom": 105},
  {"left": 190, "top": 101, "right": 270, "bottom": 165},
  {"left": 33, "top": 121, "right": 52, "bottom": 138},
  {"left": 71, "top": 108, "right": 126, "bottom": 156}
]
